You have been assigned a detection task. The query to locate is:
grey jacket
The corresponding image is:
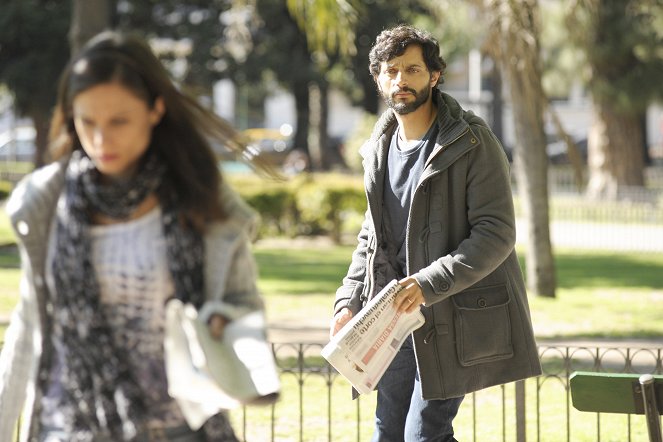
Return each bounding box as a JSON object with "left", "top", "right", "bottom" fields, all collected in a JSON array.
[
  {"left": 0, "top": 159, "right": 263, "bottom": 441},
  {"left": 335, "top": 90, "right": 541, "bottom": 400}
]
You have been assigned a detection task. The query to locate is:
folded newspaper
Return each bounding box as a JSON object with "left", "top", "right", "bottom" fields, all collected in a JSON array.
[{"left": 321, "top": 280, "right": 425, "bottom": 394}]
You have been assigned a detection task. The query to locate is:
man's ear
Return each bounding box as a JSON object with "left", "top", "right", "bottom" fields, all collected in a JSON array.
[
  {"left": 374, "top": 75, "right": 383, "bottom": 93},
  {"left": 430, "top": 71, "right": 441, "bottom": 87}
]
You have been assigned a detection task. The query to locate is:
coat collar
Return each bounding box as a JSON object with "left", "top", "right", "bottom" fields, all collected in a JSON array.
[{"left": 359, "top": 88, "right": 477, "bottom": 161}]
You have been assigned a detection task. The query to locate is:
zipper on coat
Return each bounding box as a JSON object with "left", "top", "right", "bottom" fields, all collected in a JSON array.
[{"left": 423, "top": 127, "right": 470, "bottom": 171}]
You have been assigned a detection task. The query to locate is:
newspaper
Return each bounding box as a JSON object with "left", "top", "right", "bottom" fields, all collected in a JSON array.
[{"left": 321, "top": 280, "right": 425, "bottom": 394}]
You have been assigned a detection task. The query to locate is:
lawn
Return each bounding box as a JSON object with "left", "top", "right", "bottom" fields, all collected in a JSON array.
[{"left": 253, "top": 239, "right": 663, "bottom": 340}]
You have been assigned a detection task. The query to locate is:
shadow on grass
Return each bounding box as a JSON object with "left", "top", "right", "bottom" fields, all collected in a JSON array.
[
  {"left": 255, "top": 247, "right": 352, "bottom": 295},
  {"left": 0, "top": 244, "right": 18, "bottom": 268}
]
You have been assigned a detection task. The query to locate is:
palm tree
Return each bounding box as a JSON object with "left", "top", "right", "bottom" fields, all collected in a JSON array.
[{"left": 284, "top": 0, "right": 361, "bottom": 170}]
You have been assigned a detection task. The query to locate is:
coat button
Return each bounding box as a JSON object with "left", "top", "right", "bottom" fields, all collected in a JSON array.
[
  {"left": 477, "top": 298, "right": 487, "bottom": 308},
  {"left": 440, "top": 282, "right": 450, "bottom": 291},
  {"left": 470, "top": 137, "right": 477, "bottom": 144}
]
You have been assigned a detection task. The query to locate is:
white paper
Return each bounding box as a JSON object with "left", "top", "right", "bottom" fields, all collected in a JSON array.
[
  {"left": 164, "top": 300, "right": 280, "bottom": 429},
  {"left": 321, "top": 280, "right": 425, "bottom": 394}
]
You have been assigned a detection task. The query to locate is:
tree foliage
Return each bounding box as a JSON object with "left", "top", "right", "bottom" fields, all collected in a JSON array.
[
  {"left": 568, "top": 0, "right": 663, "bottom": 113},
  {"left": 566, "top": 0, "right": 663, "bottom": 197},
  {"left": 0, "top": 0, "right": 71, "bottom": 165},
  {"left": 285, "top": 0, "right": 361, "bottom": 57},
  {"left": 0, "top": 1, "right": 70, "bottom": 119},
  {"left": 115, "top": 1, "right": 241, "bottom": 91}
]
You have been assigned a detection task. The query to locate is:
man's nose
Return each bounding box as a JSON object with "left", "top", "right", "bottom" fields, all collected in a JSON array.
[{"left": 395, "top": 71, "right": 407, "bottom": 87}]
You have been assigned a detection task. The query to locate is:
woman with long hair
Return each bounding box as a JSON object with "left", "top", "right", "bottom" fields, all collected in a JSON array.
[{"left": 0, "top": 31, "right": 268, "bottom": 441}]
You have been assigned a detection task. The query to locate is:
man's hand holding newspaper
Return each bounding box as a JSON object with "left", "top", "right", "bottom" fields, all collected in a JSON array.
[{"left": 321, "top": 280, "right": 425, "bottom": 394}]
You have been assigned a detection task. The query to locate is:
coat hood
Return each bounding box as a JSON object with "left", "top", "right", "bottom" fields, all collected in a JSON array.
[{"left": 360, "top": 89, "right": 488, "bottom": 160}]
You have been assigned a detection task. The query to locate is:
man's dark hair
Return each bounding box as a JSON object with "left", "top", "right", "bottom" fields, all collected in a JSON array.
[{"left": 369, "top": 24, "right": 447, "bottom": 86}]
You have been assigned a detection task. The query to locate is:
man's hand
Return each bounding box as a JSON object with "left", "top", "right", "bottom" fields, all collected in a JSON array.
[
  {"left": 330, "top": 307, "right": 354, "bottom": 339},
  {"left": 394, "top": 276, "right": 425, "bottom": 313}
]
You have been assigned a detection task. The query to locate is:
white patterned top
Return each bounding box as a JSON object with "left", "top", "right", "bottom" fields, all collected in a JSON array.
[{"left": 41, "top": 206, "right": 188, "bottom": 430}]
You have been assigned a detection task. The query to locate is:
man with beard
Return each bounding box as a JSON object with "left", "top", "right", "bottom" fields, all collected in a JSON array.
[{"left": 330, "top": 25, "right": 541, "bottom": 441}]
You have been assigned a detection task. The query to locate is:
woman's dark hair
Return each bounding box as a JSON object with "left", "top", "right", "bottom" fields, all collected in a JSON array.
[
  {"left": 50, "top": 31, "right": 269, "bottom": 229},
  {"left": 368, "top": 25, "right": 447, "bottom": 86}
]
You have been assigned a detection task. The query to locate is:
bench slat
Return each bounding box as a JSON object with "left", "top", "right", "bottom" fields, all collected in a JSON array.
[{"left": 570, "top": 371, "right": 663, "bottom": 415}]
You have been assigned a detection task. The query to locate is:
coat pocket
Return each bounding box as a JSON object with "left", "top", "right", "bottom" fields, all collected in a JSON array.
[{"left": 451, "top": 284, "right": 514, "bottom": 366}]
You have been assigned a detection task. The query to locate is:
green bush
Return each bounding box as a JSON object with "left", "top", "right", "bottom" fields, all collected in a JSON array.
[
  {"left": 227, "top": 173, "right": 366, "bottom": 241},
  {"left": 340, "top": 113, "right": 378, "bottom": 173},
  {"left": 0, "top": 180, "right": 13, "bottom": 201}
]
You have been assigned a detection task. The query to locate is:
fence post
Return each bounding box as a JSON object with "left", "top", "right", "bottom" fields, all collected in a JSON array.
[{"left": 516, "top": 380, "right": 526, "bottom": 442}]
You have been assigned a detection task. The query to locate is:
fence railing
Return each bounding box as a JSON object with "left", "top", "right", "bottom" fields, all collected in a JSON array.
[
  {"left": 2, "top": 339, "right": 661, "bottom": 441},
  {"left": 230, "top": 341, "right": 663, "bottom": 442}
]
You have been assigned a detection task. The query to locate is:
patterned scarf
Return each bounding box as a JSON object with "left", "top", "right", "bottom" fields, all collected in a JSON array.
[{"left": 51, "top": 149, "right": 205, "bottom": 440}]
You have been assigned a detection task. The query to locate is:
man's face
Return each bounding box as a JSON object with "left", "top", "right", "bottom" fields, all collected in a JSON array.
[{"left": 376, "top": 44, "right": 440, "bottom": 115}]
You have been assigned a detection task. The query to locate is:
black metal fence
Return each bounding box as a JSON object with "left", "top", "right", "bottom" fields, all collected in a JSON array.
[
  {"left": 4, "top": 341, "right": 661, "bottom": 441},
  {"left": 230, "top": 342, "right": 663, "bottom": 442}
]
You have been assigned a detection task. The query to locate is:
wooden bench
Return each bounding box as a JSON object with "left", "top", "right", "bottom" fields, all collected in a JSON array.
[{"left": 570, "top": 371, "right": 663, "bottom": 442}]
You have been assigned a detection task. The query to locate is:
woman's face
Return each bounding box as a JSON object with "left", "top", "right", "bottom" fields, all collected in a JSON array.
[{"left": 72, "top": 82, "right": 164, "bottom": 181}]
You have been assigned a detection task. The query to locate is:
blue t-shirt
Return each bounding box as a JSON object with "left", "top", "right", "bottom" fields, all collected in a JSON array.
[{"left": 383, "top": 122, "right": 439, "bottom": 277}]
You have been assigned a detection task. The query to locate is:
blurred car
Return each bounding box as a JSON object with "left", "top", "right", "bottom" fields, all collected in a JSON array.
[
  {"left": 0, "top": 126, "right": 36, "bottom": 161},
  {"left": 241, "top": 126, "right": 294, "bottom": 167},
  {"left": 500, "top": 134, "right": 588, "bottom": 165},
  {"left": 546, "top": 135, "right": 588, "bottom": 165}
]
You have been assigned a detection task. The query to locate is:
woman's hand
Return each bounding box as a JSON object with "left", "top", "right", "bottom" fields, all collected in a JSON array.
[{"left": 208, "top": 314, "right": 228, "bottom": 340}]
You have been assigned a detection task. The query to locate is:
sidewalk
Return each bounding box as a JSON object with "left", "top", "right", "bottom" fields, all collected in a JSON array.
[
  {"left": 267, "top": 317, "right": 663, "bottom": 349},
  {"left": 516, "top": 218, "right": 663, "bottom": 252}
]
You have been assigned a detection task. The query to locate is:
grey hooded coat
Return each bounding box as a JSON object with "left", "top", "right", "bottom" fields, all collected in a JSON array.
[{"left": 334, "top": 90, "right": 542, "bottom": 400}]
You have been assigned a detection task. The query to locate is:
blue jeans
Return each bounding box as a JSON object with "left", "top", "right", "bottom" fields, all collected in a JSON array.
[{"left": 371, "top": 336, "right": 464, "bottom": 442}]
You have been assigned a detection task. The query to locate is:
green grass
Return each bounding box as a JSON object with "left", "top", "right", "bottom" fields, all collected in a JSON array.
[
  {"left": 254, "top": 242, "right": 663, "bottom": 340},
  {"left": 255, "top": 243, "right": 353, "bottom": 296},
  {"left": 0, "top": 205, "right": 15, "bottom": 245}
]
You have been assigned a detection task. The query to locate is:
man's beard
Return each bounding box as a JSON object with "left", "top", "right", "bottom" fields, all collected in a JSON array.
[{"left": 382, "top": 85, "right": 431, "bottom": 115}]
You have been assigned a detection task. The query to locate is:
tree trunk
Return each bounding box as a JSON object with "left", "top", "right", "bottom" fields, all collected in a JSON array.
[
  {"left": 586, "top": 101, "right": 645, "bottom": 199},
  {"left": 292, "top": 82, "right": 310, "bottom": 162},
  {"left": 307, "top": 82, "right": 323, "bottom": 170},
  {"left": 549, "top": 106, "right": 585, "bottom": 190},
  {"left": 29, "top": 107, "right": 51, "bottom": 168},
  {"left": 492, "top": 0, "right": 556, "bottom": 297},
  {"left": 318, "top": 80, "right": 343, "bottom": 170},
  {"left": 361, "top": 72, "right": 379, "bottom": 115},
  {"left": 69, "top": 0, "right": 111, "bottom": 55},
  {"left": 487, "top": 59, "right": 504, "bottom": 142}
]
